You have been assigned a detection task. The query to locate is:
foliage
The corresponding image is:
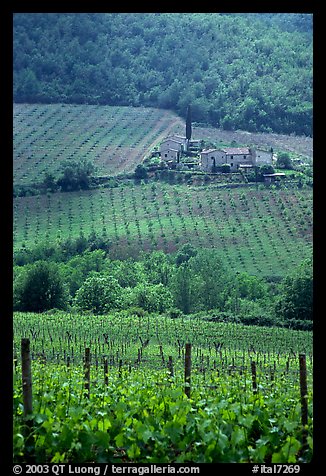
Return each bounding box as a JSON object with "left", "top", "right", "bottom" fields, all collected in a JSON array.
[
  {"left": 13, "top": 311, "right": 313, "bottom": 463},
  {"left": 189, "top": 250, "right": 231, "bottom": 311},
  {"left": 235, "top": 272, "right": 269, "bottom": 301},
  {"left": 129, "top": 283, "right": 173, "bottom": 314},
  {"left": 13, "top": 13, "right": 312, "bottom": 135},
  {"left": 134, "top": 164, "right": 148, "bottom": 181},
  {"left": 57, "top": 159, "right": 96, "bottom": 192},
  {"left": 276, "top": 152, "right": 293, "bottom": 170},
  {"left": 172, "top": 262, "right": 199, "bottom": 314},
  {"left": 255, "top": 164, "right": 275, "bottom": 182},
  {"left": 275, "top": 259, "right": 313, "bottom": 321},
  {"left": 14, "top": 233, "right": 109, "bottom": 266},
  {"left": 14, "top": 261, "right": 67, "bottom": 312},
  {"left": 74, "top": 273, "right": 123, "bottom": 314},
  {"left": 175, "top": 243, "right": 198, "bottom": 266}
]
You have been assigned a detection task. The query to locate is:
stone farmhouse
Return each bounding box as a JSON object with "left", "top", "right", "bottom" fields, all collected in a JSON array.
[
  {"left": 200, "top": 147, "right": 273, "bottom": 172},
  {"left": 160, "top": 135, "right": 201, "bottom": 163},
  {"left": 159, "top": 133, "right": 273, "bottom": 173}
]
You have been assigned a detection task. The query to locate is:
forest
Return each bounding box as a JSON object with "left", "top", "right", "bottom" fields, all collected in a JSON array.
[
  {"left": 13, "top": 13, "right": 313, "bottom": 136},
  {"left": 13, "top": 236, "right": 313, "bottom": 331}
]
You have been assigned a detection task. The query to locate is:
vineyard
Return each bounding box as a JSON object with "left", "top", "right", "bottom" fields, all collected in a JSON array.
[
  {"left": 13, "top": 311, "right": 313, "bottom": 463},
  {"left": 13, "top": 102, "right": 314, "bottom": 465},
  {"left": 14, "top": 182, "right": 313, "bottom": 278},
  {"left": 13, "top": 104, "right": 313, "bottom": 191},
  {"left": 13, "top": 104, "right": 184, "bottom": 187}
]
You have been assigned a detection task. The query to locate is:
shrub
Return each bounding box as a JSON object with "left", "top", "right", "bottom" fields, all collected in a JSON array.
[
  {"left": 276, "top": 152, "right": 293, "bottom": 169},
  {"left": 74, "top": 273, "right": 123, "bottom": 314},
  {"left": 14, "top": 261, "right": 68, "bottom": 312}
]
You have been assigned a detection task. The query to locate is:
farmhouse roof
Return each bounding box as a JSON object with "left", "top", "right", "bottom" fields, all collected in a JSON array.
[
  {"left": 221, "top": 147, "right": 251, "bottom": 155},
  {"left": 201, "top": 148, "right": 219, "bottom": 154},
  {"left": 263, "top": 173, "right": 286, "bottom": 177},
  {"left": 161, "top": 137, "right": 184, "bottom": 145}
]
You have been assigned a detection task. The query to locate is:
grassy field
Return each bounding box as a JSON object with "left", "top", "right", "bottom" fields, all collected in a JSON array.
[{"left": 14, "top": 181, "right": 312, "bottom": 279}]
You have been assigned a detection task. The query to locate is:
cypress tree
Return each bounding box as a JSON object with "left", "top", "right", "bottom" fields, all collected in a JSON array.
[{"left": 186, "top": 105, "right": 192, "bottom": 141}]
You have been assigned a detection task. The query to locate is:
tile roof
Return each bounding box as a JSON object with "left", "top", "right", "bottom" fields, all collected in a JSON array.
[
  {"left": 221, "top": 147, "right": 251, "bottom": 155},
  {"left": 201, "top": 148, "right": 219, "bottom": 154}
]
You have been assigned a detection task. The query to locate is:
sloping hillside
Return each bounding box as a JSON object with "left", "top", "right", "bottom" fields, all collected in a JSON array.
[
  {"left": 13, "top": 103, "right": 313, "bottom": 191},
  {"left": 13, "top": 13, "right": 312, "bottom": 136},
  {"left": 13, "top": 104, "right": 184, "bottom": 187},
  {"left": 13, "top": 181, "right": 313, "bottom": 279}
]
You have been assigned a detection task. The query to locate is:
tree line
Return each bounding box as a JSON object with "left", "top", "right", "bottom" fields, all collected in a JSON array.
[
  {"left": 13, "top": 13, "right": 312, "bottom": 136},
  {"left": 13, "top": 238, "right": 313, "bottom": 330}
]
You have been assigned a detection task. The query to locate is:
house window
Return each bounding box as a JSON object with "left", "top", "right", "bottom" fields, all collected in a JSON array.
[
  {"left": 164, "top": 154, "right": 168, "bottom": 158},
  {"left": 230, "top": 163, "right": 233, "bottom": 167},
  {"left": 230, "top": 155, "right": 233, "bottom": 160},
  {"left": 211, "top": 156, "right": 215, "bottom": 160},
  {"left": 243, "top": 155, "right": 246, "bottom": 159}
]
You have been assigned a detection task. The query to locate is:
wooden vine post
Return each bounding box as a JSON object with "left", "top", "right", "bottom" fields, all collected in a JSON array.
[
  {"left": 251, "top": 360, "right": 257, "bottom": 394},
  {"left": 184, "top": 343, "right": 191, "bottom": 398},
  {"left": 84, "top": 348, "right": 91, "bottom": 398},
  {"left": 104, "top": 358, "right": 108, "bottom": 386},
  {"left": 167, "top": 355, "right": 174, "bottom": 378},
  {"left": 21, "top": 338, "right": 33, "bottom": 417},
  {"left": 299, "top": 353, "right": 308, "bottom": 449}
]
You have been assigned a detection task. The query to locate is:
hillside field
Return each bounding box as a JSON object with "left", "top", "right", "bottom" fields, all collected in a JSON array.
[
  {"left": 13, "top": 104, "right": 313, "bottom": 279},
  {"left": 13, "top": 104, "right": 313, "bottom": 190},
  {"left": 14, "top": 181, "right": 312, "bottom": 279},
  {"left": 13, "top": 104, "right": 184, "bottom": 187},
  {"left": 13, "top": 101, "right": 313, "bottom": 463}
]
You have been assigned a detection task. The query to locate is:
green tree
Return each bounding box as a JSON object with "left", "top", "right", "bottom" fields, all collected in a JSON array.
[
  {"left": 61, "top": 250, "right": 107, "bottom": 297},
  {"left": 134, "top": 164, "right": 148, "bottom": 181},
  {"left": 189, "top": 250, "right": 230, "bottom": 311},
  {"left": 74, "top": 273, "right": 123, "bottom": 314},
  {"left": 42, "top": 172, "right": 57, "bottom": 192},
  {"left": 275, "top": 259, "right": 313, "bottom": 321},
  {"left": 130, "top": 283, "right": 173, "bottom": 313},
  {"left": 255, "top": 164, "right": 275, "bottom": 181},
  {"left": 186, "top": 104, "right": 192, "bottom": 144},
  {"left": 142, "top": 250, "right": 172, "bottom": 286},
  {"left": 57, "top": 159, "right": 95, "bottom": 191},
  {"left": 235, "top": 272, "right": 268, "bottom": 301},
  {"left": 110, "top": 259, "right": 146, "bottom": 288},
  {"left": 276, "top": 152, "right": 293, "bottom": 169},
  {"left": 14, "top": 261, "right": 67, "bottom": 312},
  {"left": 175, "top": 243, "right": 198, "bottom": 267},
  {"left": 172, "top": 262, "right": 193, "bottom": 314}
]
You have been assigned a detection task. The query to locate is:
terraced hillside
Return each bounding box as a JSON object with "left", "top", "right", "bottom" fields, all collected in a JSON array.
[
  {"left": 13, "top": 182, "right": 312, "bottom": 279},
  {"left": 13, "top": 104, "right": 184, "bottom": 187}
]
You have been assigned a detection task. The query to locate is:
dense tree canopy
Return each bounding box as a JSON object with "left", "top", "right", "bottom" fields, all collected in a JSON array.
[
  {"left": 13, "top": 13, "right": 312, "bottom": 136},
  {"left": 13, "top": 236, "right": 312, "bottom": 329}
]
